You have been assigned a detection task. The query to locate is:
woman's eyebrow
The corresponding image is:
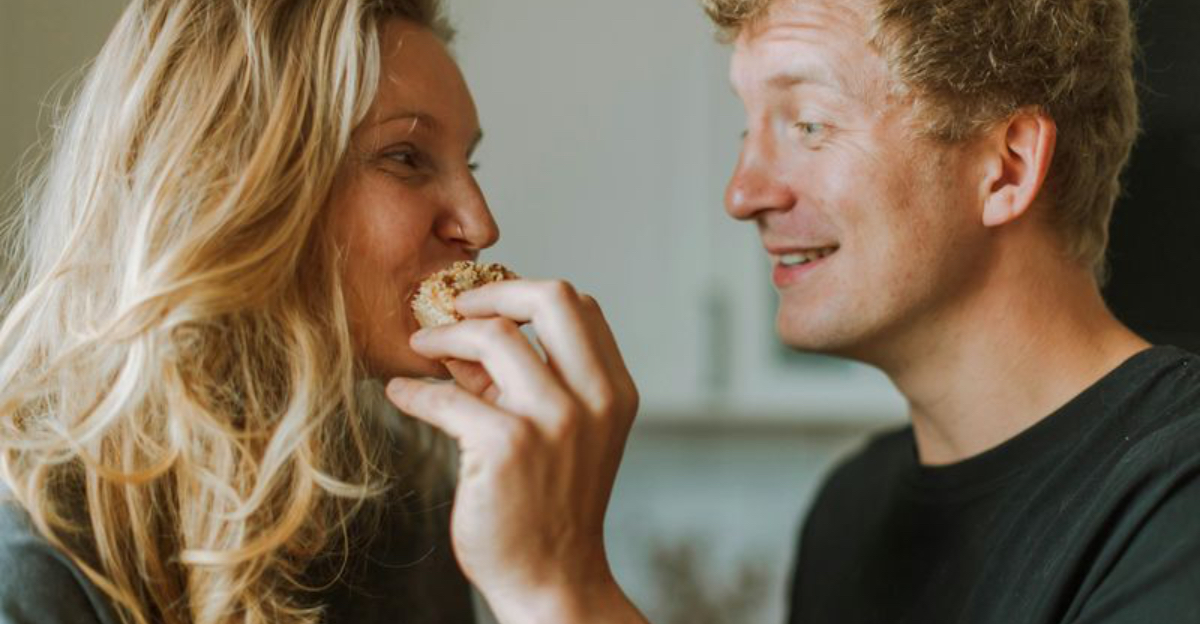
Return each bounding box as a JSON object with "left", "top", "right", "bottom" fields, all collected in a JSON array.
[{"left": 373, "top": 111, "right": 440, "bottom": 133}]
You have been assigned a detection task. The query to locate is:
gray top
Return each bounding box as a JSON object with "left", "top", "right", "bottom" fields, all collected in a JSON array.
[
  {"left": 0, "top": 492, "right": 476, "bottom": 624},
  {"left": 0, "top": 500, "right": 120, "bottom": 624}
]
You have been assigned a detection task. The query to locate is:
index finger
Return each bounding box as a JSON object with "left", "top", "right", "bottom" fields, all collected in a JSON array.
[{"left": 455, "top": 280, "right": 627, "bottom": 411}]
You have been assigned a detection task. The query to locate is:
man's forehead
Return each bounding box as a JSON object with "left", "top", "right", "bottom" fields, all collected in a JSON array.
[
  {"left": 732, "top": 52, "right": 842, "bottom": 90},
  {"left": 730, "top": 0, "right": 888, "bottom": 98},
  {"left": 737, "top": 0, "right": 875, "bottom": 41}
]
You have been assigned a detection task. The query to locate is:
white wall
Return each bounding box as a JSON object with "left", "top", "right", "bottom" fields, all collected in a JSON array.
[
  {"left": 0, "top": 0, "right": 130, "bottom": 276},
  {"left": 445, "top": 0, "right": 731, "bottom": 415},
  {"left": 1, "top": 0, "right": 18, "bottom": 280}
]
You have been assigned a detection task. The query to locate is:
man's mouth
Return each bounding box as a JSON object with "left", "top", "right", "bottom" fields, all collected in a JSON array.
[{"left": 776, "top": 246, "right": 839, "bottom": 268}]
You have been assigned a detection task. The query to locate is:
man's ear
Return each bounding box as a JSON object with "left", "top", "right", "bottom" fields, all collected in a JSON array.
[{"left": 980, "top": 110, "right": 1057, "bottom": 227}]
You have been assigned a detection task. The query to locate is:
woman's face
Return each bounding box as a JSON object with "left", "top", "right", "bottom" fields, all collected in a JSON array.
[{"left": 329, "top": 20, "right": 498, "bottom": 379}]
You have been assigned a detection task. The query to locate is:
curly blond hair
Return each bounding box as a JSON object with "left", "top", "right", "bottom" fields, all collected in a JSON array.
[
  {"left": 704, "top": 0, "right": 1139, "bottom": 275},
  {"left": 0, "top": 1, "right": 453, "bottom": 623}
]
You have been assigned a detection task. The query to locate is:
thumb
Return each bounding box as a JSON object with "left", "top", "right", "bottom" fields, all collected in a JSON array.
[{"left": 386, "top": 377, "right": 498, "bottom": 441}]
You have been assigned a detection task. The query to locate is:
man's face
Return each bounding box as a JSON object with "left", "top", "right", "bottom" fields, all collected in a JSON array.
[{"left": 727, "top": 0, "right": 988, "bottom": 364}]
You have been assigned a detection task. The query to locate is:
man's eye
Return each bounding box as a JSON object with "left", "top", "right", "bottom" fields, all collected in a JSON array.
[
  {"left": 468, "top": 161, "right": 481, "bottom": 173},
  {"left": 793, "top": 122, "right": 828, "bottom": 148},
  {"left": 796, "top": 122, "right": 826, "bottom": 137}
]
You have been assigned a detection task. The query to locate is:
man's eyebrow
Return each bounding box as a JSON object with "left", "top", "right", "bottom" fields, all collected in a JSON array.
[
  {"left": 468, "top": 130, "right": 484, "bottom": 156},
  {"left": 766, "top": 67, "right": 840, "bottom": 90}
]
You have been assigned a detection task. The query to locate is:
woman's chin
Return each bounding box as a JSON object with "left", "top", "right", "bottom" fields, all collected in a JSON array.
[
  {"left": 420, "top": 358, "right": 452, "bottom": 380},
  {"left": 391, "top": 355, "right": 451, "bottom": 380},
  {"left": 363, "top": 347, "right": 452, "bottom": 381}
]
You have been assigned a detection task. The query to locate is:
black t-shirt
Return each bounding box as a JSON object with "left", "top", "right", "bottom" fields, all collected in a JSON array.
[{"left": 788, "top": 346, "right": 1200, "bottom": 624}]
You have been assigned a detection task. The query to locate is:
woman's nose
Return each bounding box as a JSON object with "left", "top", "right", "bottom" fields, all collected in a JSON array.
[{"left": 439, "top": 175, "right": 500, "bottom": 251}]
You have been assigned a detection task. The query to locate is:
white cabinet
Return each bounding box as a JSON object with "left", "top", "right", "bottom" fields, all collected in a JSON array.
[{"left": 447, "top": 1, "right": 906, "bottom": 426}]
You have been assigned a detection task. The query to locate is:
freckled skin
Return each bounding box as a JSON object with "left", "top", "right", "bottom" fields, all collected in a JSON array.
[
  {"left": 726, "top": 0, "right": 991, "bottom": 366},
  {"left": 327, "top": 20, "right": 499, "bottom": 379}
]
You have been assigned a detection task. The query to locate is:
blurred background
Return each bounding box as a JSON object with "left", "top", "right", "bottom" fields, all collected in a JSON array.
[{"left": 1, "top": 1, "right": 1196, "bottom": 622}]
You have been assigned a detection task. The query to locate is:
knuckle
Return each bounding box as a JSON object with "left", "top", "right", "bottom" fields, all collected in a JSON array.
[
  {"left": 622, "top": 385, "right": 641, "bottom": 420},
  {"left": 554, "top": 393, "right": 583, "bottom": 418},
  {"left": 479, "top": 317, "right": 517, "bottom": 338},
  {"left": 591, "top": 386, "right": 619, "bottom": 416},
  {"left": 545, "top": 404, "right": 585, "bottom": 441},
  {"left": 541, "top": 279, "right": 578, "bottom": 305},
  {"left": 579, "top": 294, "right": 604, "bottom": 316},
  {"left": 498, "top": 418, "right": 539, "bottom": 453}
]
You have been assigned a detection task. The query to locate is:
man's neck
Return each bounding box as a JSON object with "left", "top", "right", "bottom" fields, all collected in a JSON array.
[{"left": 879, "top": 259, "right": 1150, "bottom": 467}]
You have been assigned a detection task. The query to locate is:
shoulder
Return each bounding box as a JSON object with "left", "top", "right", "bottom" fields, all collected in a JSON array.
[
  {"left": 1070, "top": 436, "right": 1200, "bottom": 620},
  {"left": 1105, "top": 347, "right": 1200, "bottom": 477},
  {"left": 1106, "top": 385, "right": 1200, "bottom": 516},
  {"left": 0, "top": 498, "right": 115, "bottom": 624},
  {"left": 1113, "top": 346, "right": 1200, "bottom": 427},
  {"left": 1066, "top": 346, "right": 1200, "bottom": 496}
]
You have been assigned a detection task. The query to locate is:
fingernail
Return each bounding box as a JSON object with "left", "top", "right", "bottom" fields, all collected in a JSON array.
[{"left": 410, "top": 328, "right": 431, "bottom": 343}]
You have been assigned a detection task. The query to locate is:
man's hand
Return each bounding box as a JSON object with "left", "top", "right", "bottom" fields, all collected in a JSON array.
[{"left": 386, "top": 279, "right": 648, "bottom": 623}]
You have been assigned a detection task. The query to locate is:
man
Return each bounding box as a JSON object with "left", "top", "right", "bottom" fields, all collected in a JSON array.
[
  {"left": 390, "top": 0, "right": 1200, "bottom": 622},
  {"left": 709, "top": 0, "right": 1200, "bottom": 621}
]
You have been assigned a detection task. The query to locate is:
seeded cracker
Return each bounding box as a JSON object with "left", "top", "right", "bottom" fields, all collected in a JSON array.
[{"left": 411, "top": 261, "right": 519, "bottom": 328}]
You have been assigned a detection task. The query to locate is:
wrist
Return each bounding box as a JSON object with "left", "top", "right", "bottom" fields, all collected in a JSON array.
[{"left": 483, "top": 567, "right": 641, "bottom": 624}]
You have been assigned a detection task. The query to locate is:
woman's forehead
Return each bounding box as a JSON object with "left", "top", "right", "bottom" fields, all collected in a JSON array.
[{"left": 368, "top": 21, "right": 479, "bottom": 138}]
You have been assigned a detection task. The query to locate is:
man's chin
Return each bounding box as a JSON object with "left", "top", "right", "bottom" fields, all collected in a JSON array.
[{"left": 776, "top": 316, "right": 856, "bottom": 357}]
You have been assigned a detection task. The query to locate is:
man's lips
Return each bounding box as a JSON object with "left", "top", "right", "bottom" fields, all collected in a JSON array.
[
  {"left": 769, "top": 245, "right": 839, "bottom": 288},
  {"left": 767, "top": 245, "right": 840, "bottom": 268}
]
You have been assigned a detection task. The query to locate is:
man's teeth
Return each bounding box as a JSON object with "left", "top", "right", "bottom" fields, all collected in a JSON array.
[{"left": 780, "top": 247, "right": 837, "bottom": 267}]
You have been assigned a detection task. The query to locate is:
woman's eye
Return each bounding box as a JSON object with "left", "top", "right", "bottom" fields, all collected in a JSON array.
[{"left": 385, "top": 147, "right": 422, "bottom": 170}]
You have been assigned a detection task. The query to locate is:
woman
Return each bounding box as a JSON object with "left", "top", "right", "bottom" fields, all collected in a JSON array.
[{"left": 0, "top": 0, "right": 642, "bottom": 622}]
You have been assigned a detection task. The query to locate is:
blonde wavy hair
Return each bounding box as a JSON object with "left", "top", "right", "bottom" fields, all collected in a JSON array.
[
  {"left": 0, "top": 1, "right": 454, "bottom": 623},
  {"left": 704, "top": 0, "right": 1139, "bottom": 277}
]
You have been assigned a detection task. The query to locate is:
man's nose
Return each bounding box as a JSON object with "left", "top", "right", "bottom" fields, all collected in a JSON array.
[{"left": 725, "top": 135, "right": 797, "bottom": 221}]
